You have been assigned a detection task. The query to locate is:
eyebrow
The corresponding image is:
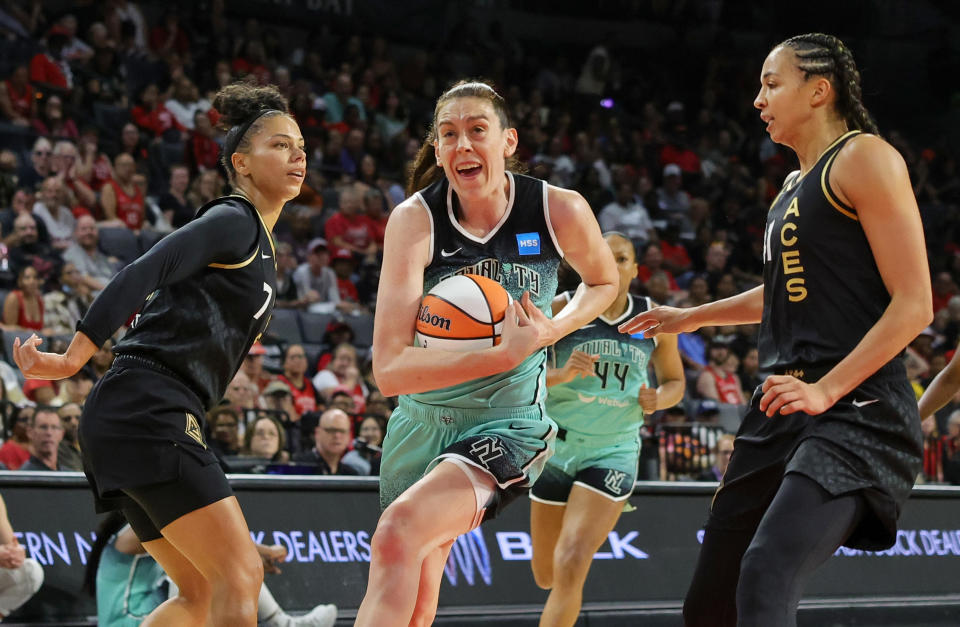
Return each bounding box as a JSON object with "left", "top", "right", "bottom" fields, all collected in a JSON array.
[
  {"left": 269, "top": 133, "right": 305, "bottom": 143},
  {"left": 761, "top": 71, "right": 779, "bottom": 79},
  {"left": 437, "top": 114, "right": 490, "bottom": 127}
]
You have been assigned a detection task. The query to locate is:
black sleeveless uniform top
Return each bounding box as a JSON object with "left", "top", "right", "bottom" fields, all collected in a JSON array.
[
  {"left": 78, "top": 196, "right": 277, "bottom": 409},
  {"left": 757, "top": 130, "right": 889, "bottom": 372}
]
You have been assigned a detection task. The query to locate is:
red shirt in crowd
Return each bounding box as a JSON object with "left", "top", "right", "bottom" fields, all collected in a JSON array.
[
  {"left": 276, "top": 374, "right": 319, "bottom": 417},
  {"left": 131, "top": 103, "right": 186, "bottom": 137},
  {"left": 187, "top": 133, "right": 220, "bottom": 172},
  {"left": 0, "top": 440, "right": 30, "bottom": 470},
  {"left": 660, "top": 240, "right": 692, "bottom": 271},
  {"left": 3, "top": 79, "right": 34, "bottom": 118},
  {"left": 29, "top": 53, "right": 69, "bottom": 90},
  {"left": 324, "top": 212, "right": 375, "bottom": 250},
  {"left": 107, "top": 179, "right": 145, "bottom": 229},
  {"left": 638, "top": 265, "right": 679, "bottom": 290}
]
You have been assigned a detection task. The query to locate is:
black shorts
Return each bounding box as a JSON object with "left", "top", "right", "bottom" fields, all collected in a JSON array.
[
  {"left": 707, "top": 360, "right": 922, "bottom": 551},
  {"left": 79, "top": 361, "right": 231, "bottom": 537}
]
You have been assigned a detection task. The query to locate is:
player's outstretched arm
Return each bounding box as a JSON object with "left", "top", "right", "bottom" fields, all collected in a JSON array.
[
  {"left": 618, "top": 286, "right": 764, "bottom": 338},
  {"left": 13, "top": 331, "right": 97, "bottom": 380},
  {"left": 918, "top": 341, "right": 960, "bottom": 432}
]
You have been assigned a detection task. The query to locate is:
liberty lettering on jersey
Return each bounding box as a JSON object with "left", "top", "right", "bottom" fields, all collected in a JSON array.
[
  {"left": 764, "top": 196, "right": 808, "bottom": 303},
  {"left": 442, "top": 258, "right": 542, "bottom": 298}
]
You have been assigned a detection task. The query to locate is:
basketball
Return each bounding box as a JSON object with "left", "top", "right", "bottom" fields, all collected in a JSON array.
[{"left": 415, "top": 274, "right": 513, "bottom": 351}]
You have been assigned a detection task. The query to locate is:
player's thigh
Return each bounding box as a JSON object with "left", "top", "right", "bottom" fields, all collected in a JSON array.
[
  {"left": 530, "top": 499, "right": 566, "bottom": 574},
  {"left": 141, "top": 536, "right": 210, "bottom": 600}
]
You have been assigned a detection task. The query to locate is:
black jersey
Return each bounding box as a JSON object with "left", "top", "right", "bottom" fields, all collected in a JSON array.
[
  {"left": 757, "top": 130, "right": 889, "bottom": 371},
  {"left": 78, "top": 195, "right": 277, "bottom": 409}
]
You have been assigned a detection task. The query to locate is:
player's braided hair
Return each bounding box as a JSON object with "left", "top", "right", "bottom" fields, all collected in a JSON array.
[
  {"left": 407, "top": 79, "right": 523, "bottom": 196},
  {"left": 213, "top": 82, "right": 290, "bottom": 185},
  {"left": 780, "top": 33, "right": 879, "bottom": 136}
]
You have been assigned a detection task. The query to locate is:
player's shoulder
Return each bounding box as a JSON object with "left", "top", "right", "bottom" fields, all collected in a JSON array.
[
  {"left": 836, "top": 132, "right": 906, "bottom": 173},
  {"left": 545, "top": 183, "right": 591, "bottom": 218},
  {"left": 195, "top": 195, "right": 256, "bottom": 222},
  {"left": 384, "top": 194, "right": 432, "bottom": 237}
]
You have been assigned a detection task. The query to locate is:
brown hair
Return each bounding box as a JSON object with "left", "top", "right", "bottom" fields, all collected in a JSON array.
[
  {"left": 778, "top": 33, "right": 879, "bottom": 135},
  {"left": 407, "top": 79, "right": 523, "bottom": 196},
  {"left": 212, "top": 82, "right": 291, "bottom": 186},
  {"left": 243, "top": 414, "right": 286, "bottom": 459}
]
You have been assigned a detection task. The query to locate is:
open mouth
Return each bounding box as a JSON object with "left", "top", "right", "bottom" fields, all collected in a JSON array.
[
  {"left": 287, "top": 170, "right": 305, "bottom": 180},
  {"left": 456, "top": 162, "right": 482, "bottom": 178}
]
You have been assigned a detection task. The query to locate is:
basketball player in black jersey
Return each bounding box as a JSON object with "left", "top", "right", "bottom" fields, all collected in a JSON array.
[
  {"left": 13, "top": 83, "right": 306, "bottom": 625},
  {"left": 622, "top": 34, "right": 931, "bottom": 626},
  {"left": 355, "top": 80, "right": 618, "bottom": 626}
]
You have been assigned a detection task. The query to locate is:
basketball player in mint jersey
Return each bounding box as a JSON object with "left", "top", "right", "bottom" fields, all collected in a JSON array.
[
  {"left": 622, "top": 34, "right": 931, "bottom": 626},
  {"left": 530, "top": 233, "right": 685, "bottom": 627},
  {"left": 14, "top": 83, "right": 306, "bottom": 626},
  {"left": 356, "top": 80, "right": 617, "bottom": 627}
]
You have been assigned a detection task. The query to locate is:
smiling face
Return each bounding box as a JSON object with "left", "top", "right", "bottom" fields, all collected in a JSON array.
[
  {"left": 231, "top": 114, "right": 306, "bottom": 204},
  {"left": 754, "top": 46, "right": 831, "bottom": 145},
  {"left": 433, "top": 96, "right": 517, "bottom": 203}
]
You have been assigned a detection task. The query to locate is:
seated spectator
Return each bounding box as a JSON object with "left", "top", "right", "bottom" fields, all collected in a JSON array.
[
  {"left": 0, "top": 151, "right": 19, "bottom": 209},
  {"left": 330, "top": 248, "right": 364, "bottom": 314},
  {"left": 165, "top": 77, "right": 210, "bottom": 131},
  {"left": 185, "top": 110, "right": 220, "bottom": 174},
  {"left": 208, "top": 405, "right": 241, "bottom": 459},
  {"left": 339, "top": 128, "right": 366, "bottom": 179},
  {"left": 80, "top": 44, "right": 127, "bottom": 108},
  {"left": 695, "top": 340, "right": 744, "bottom": 405},
  {"left": 329, "top": 390, "right": 359, "bottom": 430},
  {"left": 0, "top": 494, "right": 43, "bottom": 619},
  {"left": 56, "top": 14, "right": 93, "bottom": 65},
  {"left": 149, "top": 11, "right": 190, "bottom": 58},
  {"left": 292, "top": 238, "right": 341, "bottom": 314},
  {"left": 260, "top": 380, "right": 297, "bottom": 428},
  {"left": 273, "top": 242, "right": 302, "bottom": 309},
  {"left": 75, "top": 127, "right": 113, "bottom": 192},
  {"left": 941, "top": 411, "right": 960, "bottom": 484},
  {"left": 31, "top": 94, "right": 78, "bottom": 140},
  {"left": 63, "top": 216, "right": 121, "bottom": 292},
  {"left": 32, "top": 175, "right": 76, "bottom": 250},
  {"left": 29, "top": 28, "right": 72, "bottom": 95},
  {"left": 324, "top": 187, "right": 377, "bottom": 262},
  {"left": 157, "top": 164, "right": 194, "bottom": 228},
  {"left": 0, "top": 407, "right": 33, "bottom": 470},
  {"left": 60, "top": 368, "right": 94, "bottom": 406},
  {"left": 323, "top": 73, "right": 366, "bottom": 125},
  {"left": 241, "top": 342, "right": 273, "bottom": 394},
  {"left": 276, "top": 344, "right": 318, "bottom": 421},
  {"left": 342, "top": 415, "right": 385, "bottom": 475},
  {"left": 130, "top": 83, "right": 185, "bottom": 139},
  {"left": 364, "top": 390, "right": 393, "bottom": 421},
  {"left": 658, "top": 224, "right": 693, "bottom": 276},
  {"left": 17, "top": 138, "right": 53, "bottom": 192},
  {"left": 312, "top": 343, "right": 368, "bottom": 413},
  {"left": 118, "top": 123, "right": 148, "bottom": 163},
  {"left": 0, "top": 65, "right": 36, "bottom": 126},
  {"left": 56, "top": 403, "right": 83, "bottom": 471},
  {"left": 224, "top": 370, "right": 259, "bottom": 427},
  {"left": 292, "top": 409, "right": 362, "bottom": 475},
  {"left": 656, "top": 163, "right": 691, "bottom": 217},
  {"left": 697, "top": 433, "right": 735, "bottom": 482},
  {"left": 186, "top": 168, "right": 224, "bottom": 209},
  {"left": 240, "top": 415, "right": 289, "bottom": 466},
  {"left": 362, "top": 186, "right": 389, "bottom": 248},
  {"left": 644, "top": 272, "right": 674, "bottom": 307},
  {"left": 597, "top": 182, "right": 654, "bottom": 247},
  {"left": 50, "top": 140, "right": 97, "bottom": 213},
  {"left": 100, "top": 153, "right": 146, "bottom": 231},
  {"left": 19, "top": 406, "right": 66, "bottom": 471},
  {"left": 88, "top": 337, "right": 115, "bottom": 381},
  {"left": 738, "top": 346, "right": 763, "bottom": 399},
  {"left": 313, "top": 321, "right": 356, "bottom": 372},
  {"left": 637, "top": 243, "right": 679, "bottom": 291},
  {"left": 3, "top": 266, "right": 53, "bottom": 335}
]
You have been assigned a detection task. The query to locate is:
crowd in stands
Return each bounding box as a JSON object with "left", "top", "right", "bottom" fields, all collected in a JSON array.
[{"left": 0, "top": 1, "right": 957, "bottom": 485}]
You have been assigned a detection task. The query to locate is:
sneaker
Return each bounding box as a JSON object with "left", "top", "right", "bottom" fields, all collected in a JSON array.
[{"left": 291, "top": 603, "right": 337, "bottom": 627}]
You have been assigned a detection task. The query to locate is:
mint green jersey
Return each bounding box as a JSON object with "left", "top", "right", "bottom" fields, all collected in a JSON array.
[
  {"left": 546, "top": 293, "right": 656, "bottom": 438},
  {"left": 407, "top": 172, "right": 561, "bottom": 409}
]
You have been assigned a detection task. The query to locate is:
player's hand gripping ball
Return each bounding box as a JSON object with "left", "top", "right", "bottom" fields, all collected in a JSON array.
[{"left": 415, "top": 274, "right": 512, "bottom": 351}]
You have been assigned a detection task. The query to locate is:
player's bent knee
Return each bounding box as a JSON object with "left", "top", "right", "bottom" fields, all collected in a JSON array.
[
  {"left": 552, "top": 541, "right": 594, "bottom": 580},
  {"left": 370, "top": 503, "right": 420, "bottom": 565}
]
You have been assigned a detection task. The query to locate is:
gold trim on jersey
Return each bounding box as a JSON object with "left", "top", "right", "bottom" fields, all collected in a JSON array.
[
  {"left": 209, "top": 246, "right": 260, "bottom": 269},
  {"left": 820, "top": 150, "right": 858, "bottom": 221},
  {"left": 792, "top": 129, "right": 860, "bottom": 185}
]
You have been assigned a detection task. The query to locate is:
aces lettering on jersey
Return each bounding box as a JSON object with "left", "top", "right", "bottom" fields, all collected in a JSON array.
[{"left": 764, "top": 197, "right": 808, "bottom": 303}]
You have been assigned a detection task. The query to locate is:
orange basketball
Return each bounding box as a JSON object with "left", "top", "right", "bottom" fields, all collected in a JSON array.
[{"left": 415, "top": 274, "right": 513, "bottom": 351}]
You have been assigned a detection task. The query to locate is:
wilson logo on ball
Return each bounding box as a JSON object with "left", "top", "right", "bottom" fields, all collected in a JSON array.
[{"left": 415, "top": 274, "right": 512, "bottom": 352}]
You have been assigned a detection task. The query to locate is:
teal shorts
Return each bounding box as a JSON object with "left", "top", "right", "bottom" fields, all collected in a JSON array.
[
  {"left": 380, "top": 396, "right": 557, "bottom": 522},
  {"left": 530, "top": 428, "right": 639, "bottom": 504}
]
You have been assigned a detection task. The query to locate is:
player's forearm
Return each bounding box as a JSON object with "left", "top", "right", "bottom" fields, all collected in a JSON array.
[
  {"left": 551, "top": 281, "right": 618, "bottom": 341},
  {"left": 689, "top": 286, "right": 764, "bottom": 328},
  {"left": 918, "top": 360, "right": 960, "bottom": 419},
  {"left": 656, "top": 379, "right": 685, "bottom": 410},
  {"left": 373, "top": 344, "right": 522, "bottom": 397}
]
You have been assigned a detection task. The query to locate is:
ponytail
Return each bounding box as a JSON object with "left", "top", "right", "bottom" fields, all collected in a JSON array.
[
  {"left": 406, "top": 133, "right": 443, "bottom": 197},
  {"left": 780, "top": 33, "right": 880, "bottom": 136}
]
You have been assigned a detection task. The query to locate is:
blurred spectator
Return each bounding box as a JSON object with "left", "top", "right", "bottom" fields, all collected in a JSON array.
[
  {"left": 80, "top": 44, "right": 128, "bottom": 108},
  {"left": 343, "top": 415, "right": 385, "bottom": 475},
  {"left": 738, "top": 347, "right": 763, "bottom": 399},
  {"left": 261, "top": 380, "right": 297, "bottom": 428},
  {"left": 323, "top": 73, "right": 366, "bottom": 125},
  {"left": 696, "top": 340, "right": 744, "bottom": 404},
  {"left": 3, "top": 266, "right": 52, "bottom": 335},
  {"left": 29, "top": 28, "right": 73, "bottom": 95},
  {"left": 56, "top": 14, "right": 93, "bottom": 65},
  {"left": 118, "top": 123, "right": 148, "bottom": 162},
  {"left": 276, "top": 344, "right": 319, "bottom": 421},
  {"left": 598, "top": 182, "right": 654, "bottom": 247},
  {"left": 324, "top": 186, "right": 377, "bottom": 261},
  {"left": 339, "top": 128, "right": 366, "bottom": 178},
  {"left": 293, "top": 238, "right": 340, "bottom": 314},
  {"left": 101, "top": 153, "right": 146, "bottom": 231},
  {"left": 656, "top": 163, "right": 691, "bottom": 216},
  {"left": 63, "top": 216, "right": 121, "bottom": 292},
  {"left": 224, "top": 370, "right": 258, "bottom": 427},
  {"left": 313, "top": 343, "right": 367, "bottom": 413},
  {"left": 19, "top": 407, "right": 66, "bottom": 471},
  {"left": 932, "top": 271, "right": 959, "bottom": 314},
  {"left": 292, "top": 409, "right": 362, "bottom": 475},
  {"left": 32, "top": 175, "right": 75, "bottom": 250},
  {"left": 31, "top": 94, "right": 78, "bottom": 140},
  {"left": 7, "top": 213, "right": 59, "bottom": 282},
  {"left": 18, "top": 137, "right": 53, "bottom": 192},
  {"left": 697, "top": 433, "right": 735, "bottom": 482},
  {"left": 0, "top": 151, "right": 18, "bottom": 209},
  {"left": 50, "top": 140, "right": 97, "bottom": 212},
  {"left": 186, "top": 169, "right": 224, "bottom": 209},
  {"left": 156, "top": 164, "right": 194, "bottom": 228},
  {"left": 273, "top": 242, "right": 302, "bottom": 309},
  {"left": 241, "top": 343, "right": 272, "bottom": 394},
  {"left": 637, "top": 243, "right": 679, "bottom": 291},
  {"left": 374, "top": 89, "right": 408, "bottom": 143},
  {"left": 165, "top": 77, "right": 210, "bottom": 131},
  {"left": 0, "top": 66, "right": 35, "bottom": 126},
  {"left": 56, "top": 403, "right": 83, "bottom": 471},
  {"left": 75, "top": 127, "right": 114, "bottom": 192},
  {"left": 148, "top": 10, "right": 189, "bottom": 58},
  {"left": 330, "top": 248, "right": 363, "bottom": 313},
  {"left": 313, "top": 321, "right": 355, "bottom": 372},
  {"left": 130, "top": 83, "right": 185, "bottom": 139},
  {"left": 240, "top": 415, "right": 289, "bottom": 465},
  {"left": 0, "top": 407, "right": 33, "bottom": 470},
  {"left": 208, "top": 405, "right": 242, "bottom": 459},
  {"left": 185, "top": 110, "right": 220, "bottom": 174},
  {"left": 88, "top": 338, "right": 115, "bottom": 381},
  {"left": 0, "top": 494, "right": 43, "bottom": 618},
  {"left": 364, "top": 390, "right": 393, "bottom": 421}
]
